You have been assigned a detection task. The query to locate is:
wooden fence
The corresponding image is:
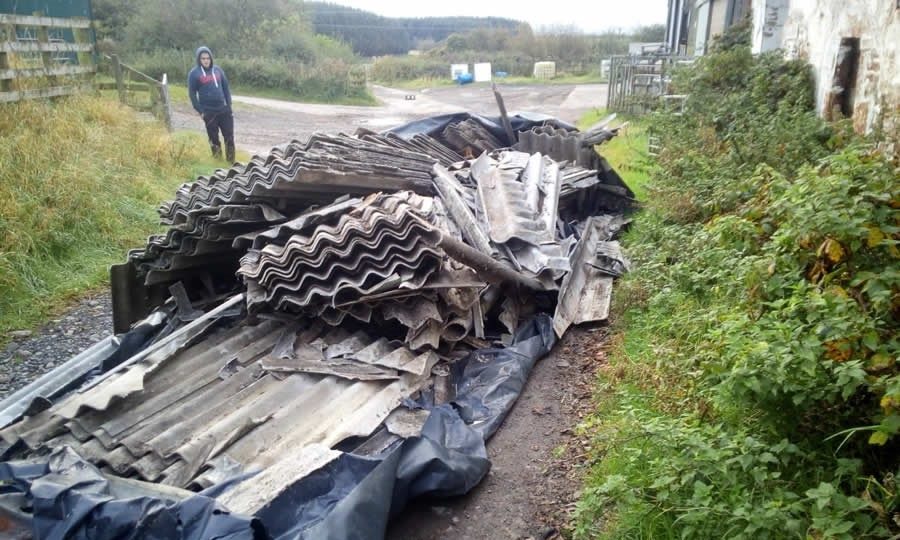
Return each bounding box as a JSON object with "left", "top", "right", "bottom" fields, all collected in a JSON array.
[
  {"left": 0, "top": 13, "right": 95, "bottom": 103},
  {"left": 97, "top": 54, "right": 172, "bottom": 131},
  {"left": 0, "top": 15, "right": 171, "bottom": 130}
]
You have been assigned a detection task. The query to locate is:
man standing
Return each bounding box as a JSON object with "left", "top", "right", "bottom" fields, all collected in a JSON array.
[{"left": 188, "top": 46, "right": 235, "bottom": 162}]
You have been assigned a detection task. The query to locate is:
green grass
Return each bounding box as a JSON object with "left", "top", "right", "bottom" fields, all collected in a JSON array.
[
  {"left": 0, "top": 95, "right": 241, "bottom": 339},
  {"left": 578, "top": 109, "right": 653, "bottom": 201}
]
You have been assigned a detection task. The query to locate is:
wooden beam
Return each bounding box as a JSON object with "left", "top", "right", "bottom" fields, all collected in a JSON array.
[
  {"left": 492, "top": 83, "right": 517, "bottom": 145},
  {"left": 111, "top": 54, "right": 125, "bottom": 103},
  {"left": 160, "top": 72, "right": 173, "bottom": 131},
  {"left": 0, "top": 84, "right": 92, "bottom": 102},
  {"left": 0, "top": 14, "right": 91, "bottom": 29},
  {"left": 0, "top": 42, "right": 93, "bottom": 53},
  {"left": 0, "top": 64, "right": 95, "bottom": 80},
  {"left": 118, "top": 62, "right": 161, "bottom": 86}
]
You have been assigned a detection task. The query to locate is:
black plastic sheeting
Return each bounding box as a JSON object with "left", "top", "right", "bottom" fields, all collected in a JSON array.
[
  {"left": 386, "top": 112, "right": 576, "bottom": 148},
  {"left": 0, "top": 448, "right": 264, "bottom": 540},
  {"left": 386, "top": 112, "right": 636, "bottom": 202},
  {"left": 0, "top": 315, "right": 557, "bottom": 539}
]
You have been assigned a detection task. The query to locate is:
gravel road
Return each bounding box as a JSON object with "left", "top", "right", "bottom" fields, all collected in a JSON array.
[{"left": 0, "top": 291, "right": 112, "bottom": 401}]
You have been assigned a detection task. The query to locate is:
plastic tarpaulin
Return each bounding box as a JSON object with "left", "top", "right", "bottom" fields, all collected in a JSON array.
[
  {"left": 0, "top": 315, "right": 556, "bottom": 539},
  {"left": 386, "top": 112, "right": 577, "bottom": 148},
  {"left": 0, "top": 447, "right": 263, "bottom": 540}
]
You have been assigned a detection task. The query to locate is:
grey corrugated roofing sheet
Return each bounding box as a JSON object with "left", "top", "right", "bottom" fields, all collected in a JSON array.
[
  {"left": 440, "top": 119, "right": 505, "bottom": 156},
  {"left": 472, "top": 152, "right": 551, "bottom": 246},
  {"left": 552, "top": 215, "right": 630, "bottom": 336},
  {"left": 159, "top": 134, "right": 437, "bottom": 226},
  {"left": 0, "top": 319, "right": 431, "bottom": 494}
]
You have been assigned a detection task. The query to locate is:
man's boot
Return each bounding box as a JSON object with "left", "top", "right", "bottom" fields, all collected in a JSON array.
[
  {"left": 225, "top": 143, "right": 235, "bottom": 163},
  {"left": 211, "top": 144, "right": 222, "bottom": 159}
]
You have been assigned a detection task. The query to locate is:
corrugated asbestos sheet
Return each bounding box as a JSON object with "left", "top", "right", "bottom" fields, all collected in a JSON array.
[
  {"left": 0, "top": 320, "right": 431, "bottom": 496},
  {"left": 553, "top": 215, "right": 631, "bottom": 336},
  {"left": 355, "top": 129, "right": 465, "bottom": 168},
  {"left": 159, "top": 134, "right": 437, "bottom": 227},
  {"left": 441, "top": 119, "right": 506, "bottom": 157}
]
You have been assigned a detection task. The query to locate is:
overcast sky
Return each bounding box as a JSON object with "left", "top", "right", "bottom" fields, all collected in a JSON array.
[{"left": 321, "top": 0, "right": 668, "bottom": 34}]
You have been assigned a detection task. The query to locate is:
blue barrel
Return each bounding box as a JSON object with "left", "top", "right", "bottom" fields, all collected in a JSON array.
[{"left": 456, "top": 73, "right": 474, "bottom": 85}]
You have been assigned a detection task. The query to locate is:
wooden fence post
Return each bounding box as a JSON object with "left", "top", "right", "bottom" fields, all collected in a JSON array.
[
  {"left": 159, "top": 73, "right": 172, "bottom": 131},
  {"left": 0, "top": 23, "right": 12, "bottom": 93},
  {"left": 111, "top": 53, "right": 125, "bottom": 104}
]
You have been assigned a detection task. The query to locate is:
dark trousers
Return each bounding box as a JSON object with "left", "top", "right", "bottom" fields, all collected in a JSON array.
[{"left": 202, "top": 108, "right": 234, "bottom": 151}]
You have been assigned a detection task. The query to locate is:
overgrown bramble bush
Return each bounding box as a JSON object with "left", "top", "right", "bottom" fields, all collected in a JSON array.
[
  {"left": 649, "top": 46, "right": 836, "bottom": 224},
  {"left": 575, "top": 30, "right": 899, "bottom": 540}
]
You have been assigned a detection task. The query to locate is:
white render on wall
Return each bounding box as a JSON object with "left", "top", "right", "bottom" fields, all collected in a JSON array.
[{"left": 752, "top": 0, "right": 900, "bottom": 135}]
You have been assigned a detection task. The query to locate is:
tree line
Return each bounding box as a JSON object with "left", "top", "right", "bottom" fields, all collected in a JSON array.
[
  {"left": 89, "top": 0, "right": 666, "bottom": 99},
  {"left": 308, "top": 2, "right": 521, "bottom": 56}
]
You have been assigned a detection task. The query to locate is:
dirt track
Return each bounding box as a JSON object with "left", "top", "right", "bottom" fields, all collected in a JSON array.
[
  {"left": 386, "top": 327, "right": 607, "bottom": 540},
  {"left": 172, "top": 83, "right": 608, "bottom": 155}
]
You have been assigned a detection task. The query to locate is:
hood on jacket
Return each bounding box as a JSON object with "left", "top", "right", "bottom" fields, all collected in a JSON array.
[{"left": 195, "top": 46, "right": 213, "bottom": 67}]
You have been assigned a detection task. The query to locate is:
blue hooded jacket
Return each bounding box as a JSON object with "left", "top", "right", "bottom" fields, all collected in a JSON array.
[{"left": 187, "top": 46, "right": 231, "bottom": 114}]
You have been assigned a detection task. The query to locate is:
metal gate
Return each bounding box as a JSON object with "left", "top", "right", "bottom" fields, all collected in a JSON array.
[{"left": 606, "top": 54, "right": 692, "bottom": 114}]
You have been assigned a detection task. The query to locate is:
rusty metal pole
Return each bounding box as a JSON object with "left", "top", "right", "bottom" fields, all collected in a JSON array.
[
  {"left": 434, "top": 232, "right": 546, "bottom": 291},
  {"left": 492, "top": 82, "right": 516, "bottom": 146}
]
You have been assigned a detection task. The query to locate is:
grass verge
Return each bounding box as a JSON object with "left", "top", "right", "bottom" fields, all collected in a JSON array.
[
  {"left": 578, "top": 109, "right": 652, "bottom": 201},
  {"left": 571, "top": 40, "right": 899, "bottom": 539},
  {"left": 0, "top": 95, "right": 233, "bottom": 338}
]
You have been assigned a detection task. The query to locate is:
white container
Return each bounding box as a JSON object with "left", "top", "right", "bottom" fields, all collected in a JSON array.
[
  {"left": 450, "top": 63, "right": 469, "bottom": 80},
  {"left": 473, "top": 62, "right": 492, "bottom": 82},
  {"left": 533, "top": 61, "right": 556, "bottom": 79}
]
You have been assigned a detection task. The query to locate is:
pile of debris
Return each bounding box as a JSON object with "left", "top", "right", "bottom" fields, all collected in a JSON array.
[{"left": 0, "top": 112, "right": 636, "bottom": 539}]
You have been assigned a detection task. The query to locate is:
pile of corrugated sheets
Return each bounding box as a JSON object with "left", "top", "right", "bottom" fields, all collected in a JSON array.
[
  {"left": 0, "top": 319, "right": 435, "bottom": 504},
  {"left": 127, "top": 134, "right": 440, "bottom": 287},
  {"left": 0, "top": 114, "right": 638, "bottom": 537},
  {"left": 116, "top": 120, "right": 637, "bottom": 348}
]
